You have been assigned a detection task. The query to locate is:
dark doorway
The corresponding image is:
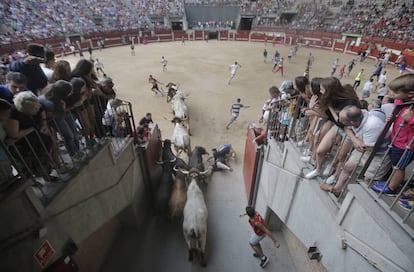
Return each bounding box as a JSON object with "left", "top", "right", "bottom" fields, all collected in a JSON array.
[
  {"left": 239, "top": 18, "right": 253, "bottom": 31},
  {"left": 171, "top": 22, "right": 183, "bottom": 30},
  {"left": 209, "top": 31, "right": 218, "bottom": 40}
]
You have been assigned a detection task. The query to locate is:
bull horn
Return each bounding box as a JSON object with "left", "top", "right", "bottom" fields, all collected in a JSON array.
[
  {"left": 163, "top": 116, "right": 173, "bottom": 122},
  {"left": 170, "top": 157, "right": 177, "bottom": 163},
  {"left": 179, "top": 168, "right": 190, "bottom": 175},
  {"left": 156, "top": 161, "right": 164, "bottom": 165},
  {"left": 200, "top": 168, "right": 210, "bottom": 175}
]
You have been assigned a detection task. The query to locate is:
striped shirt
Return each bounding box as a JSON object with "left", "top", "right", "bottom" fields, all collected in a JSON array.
[{"left": 231, "top": 103, "right": 244, "bottom": 116}]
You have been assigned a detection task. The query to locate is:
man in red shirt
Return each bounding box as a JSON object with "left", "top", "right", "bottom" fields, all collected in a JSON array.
[{"left": 242, "top": 206, "right": 280, "bottom": 268}]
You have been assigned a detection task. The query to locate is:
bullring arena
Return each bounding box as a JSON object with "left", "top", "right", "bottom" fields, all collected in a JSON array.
[{"left": 2, "top": 1, "right": 414, "bottom": 271}]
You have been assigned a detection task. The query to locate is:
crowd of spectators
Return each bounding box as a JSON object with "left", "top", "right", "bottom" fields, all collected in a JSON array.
[
  {"left": 0, "top": 0, "right": 185, "bottom": 45},
  {"left": 0, "top": 43, "right": 137, "bottom": 189},
  {"left": 1, "top": 0, "right": 414, "bottom": 45},
  {"left": 254, "top": 0, "right": 414, "bottom": 42},
  {"left": 256, "top": 69, "right": 414, "bottom": 211}
]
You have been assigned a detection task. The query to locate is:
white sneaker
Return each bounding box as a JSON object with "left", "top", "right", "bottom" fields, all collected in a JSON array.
[
  {"left": 303, "top": 149, "right": 312, "bottom": 156},
  {"left": 323, "top": 164, "right": 333, "bottom": 176},
  {"left": 297, "top": 140, "right": 307, "bottom": 147},
  {"left": 325, "top": 175, "right": 336, "bottom": 185},
  {"left": 300, "top": 156, "right": 312, "bottom": 163},
  {"left": 305, "top": 169, "right": 320, "bottom": 179}
]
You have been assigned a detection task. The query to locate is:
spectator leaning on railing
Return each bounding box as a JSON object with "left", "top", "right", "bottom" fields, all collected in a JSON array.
[
  {"left": 4, "top": 91, "right": 54, "bottom": 179},
  {"left": 0, "top": 98, "right": 13, "bottom": 185}
]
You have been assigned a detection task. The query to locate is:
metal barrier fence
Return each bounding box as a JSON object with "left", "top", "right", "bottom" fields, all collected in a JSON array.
[
  {"left": 0, "top": 96, "right": 138, "bottom": 205},
  {"left": 264, "top": 97, "right": 414, "bottom": 234}
]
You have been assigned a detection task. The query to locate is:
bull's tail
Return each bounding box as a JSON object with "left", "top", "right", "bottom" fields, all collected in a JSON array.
[
  {"left": 188, "top": 229, "right": 207, "bottom": 267},
  {"left": 189, "top": 228, "right": 200, "bottom": 249},
  {"left": 190, "top": 228, "right": 198, "bottom": 239}
]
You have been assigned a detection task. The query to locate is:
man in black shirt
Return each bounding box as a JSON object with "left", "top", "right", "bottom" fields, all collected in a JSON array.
[{"left": 139, "top": 112, "right": 153, "bottom": 127}]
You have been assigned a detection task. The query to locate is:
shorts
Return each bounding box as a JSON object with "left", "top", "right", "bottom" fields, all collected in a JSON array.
[
  {"left": 330, "top": 125, "right": 349, "bottom": 141},
  {"left": 362, "top": 89, "right": 370, "bottom": 98},
  {"left": 249, "top": 232, "right": 266, "bottom": 246},
  {"left": 390, "top": 146, "right": 414, "bottom": 169},
  {"left": 348, "top": 149, "right": 391, "bottom": 180}
]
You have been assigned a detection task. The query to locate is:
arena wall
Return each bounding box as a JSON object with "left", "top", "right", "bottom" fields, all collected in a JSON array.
[{"left": 2, "top": 29, "right": 413, "bottom": 67}]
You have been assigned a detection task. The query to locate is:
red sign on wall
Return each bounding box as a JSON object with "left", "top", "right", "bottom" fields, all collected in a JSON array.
[{"left": 34, "top": 240, "right": 55, "bottom": 268}]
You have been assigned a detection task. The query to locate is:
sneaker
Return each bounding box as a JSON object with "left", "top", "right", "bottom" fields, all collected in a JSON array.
[
  {"left": 325, "top": 175, "right": 337, "bottom": 185},
  {"left": 297, "top": 140, "right": 307, "bottom": 147},
  {"left": 72, "top": 151, "right": 87, "bottom": 162},
  {"left": 260, "top": 256, "right": 269, "bottom": 268},
  {"left": 373, "top": 180, "right": 387, "bottom": 187},
  {"left": 57, "top": 163, "right": 73, "bottom": 174},
  {"left": 253, "top": 253, "right": 260, "bottom": 258},
  {"left": 399, "top": 199, "right": 414, "bottom": 211},
  {"left": 371, "top": 182, "right": 398, "bottom": 196},
  {"left": 302, "top": 149, "right": 312, "bottom": 156},
  {"left": 305, "top": 169, "right": 320, "bottom": 179},
  {"left": 300, "top": 156, "right": 312, "bottom": 163},
  {"left": 323, "top": 164, "right": 333, "bottom": 177}
]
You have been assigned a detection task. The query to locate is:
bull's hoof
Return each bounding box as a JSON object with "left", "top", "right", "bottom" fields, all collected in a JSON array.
[{"left": 188, "top": 251, "right": 193, "bottom": 262}]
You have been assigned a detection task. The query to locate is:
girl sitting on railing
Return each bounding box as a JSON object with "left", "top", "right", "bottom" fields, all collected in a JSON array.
[{"left": 303, "top": 77, "right": 360, "bottom": 179}]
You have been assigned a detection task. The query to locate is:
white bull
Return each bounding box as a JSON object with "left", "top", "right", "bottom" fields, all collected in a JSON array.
[
  {"left": 171, "top": 117, "right": 191, "bottom": 155},
  {"left": 181, "top": 168, "right": 209, "bottom": 267},
  {"left": 167, "top": 84, "right": 191, "bottom": 135}
]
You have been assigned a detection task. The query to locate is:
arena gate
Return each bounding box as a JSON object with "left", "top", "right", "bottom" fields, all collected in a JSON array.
[
  {"left": 243, "top": 128, "right": 262, "bottom": 205},
  {"left": 136, "top": 125, "right": 163, "bottom": 209}
]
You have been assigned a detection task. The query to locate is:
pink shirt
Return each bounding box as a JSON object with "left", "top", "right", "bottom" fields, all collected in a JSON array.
[{"left": 391, "top": 99, "right": 414, "bottom": 150}]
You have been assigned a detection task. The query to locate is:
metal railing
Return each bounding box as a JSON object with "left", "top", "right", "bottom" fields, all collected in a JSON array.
[
  {"left": 264, "top": 98, "right": 414, "bottom": 234},
  {"left": 0, "top": 96, "right": 138, "bottom": 205}
]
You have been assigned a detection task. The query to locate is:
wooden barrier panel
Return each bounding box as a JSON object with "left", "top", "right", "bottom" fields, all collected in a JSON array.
[
  {"left": 243, "top": 128, "right": 260, "bottom": 205},
  {"left": 219, "top": 31, "right": 228, "bottom": 40},
  {"left": 1, "top": 28, "right": 414, "bottom": 67},
  {"left": 194, "top": 30, "right": 204, "bottom": 40},
  {"left": 236, "top": 31, "right": 249, "bottom": 41}
]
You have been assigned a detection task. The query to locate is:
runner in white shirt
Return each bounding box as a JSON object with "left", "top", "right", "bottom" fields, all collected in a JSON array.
[
  {"left": 375, "top": 70, "right": 387, "bottom": 92},
  {"left": 94, "top": 58, "right": 104, "bottom": 76},
  {"left": 161, "top": 56, "right": 168, "bottom": 72},
  {"left": 228, "top": 61, "right": 241, "bottom": 85}
]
